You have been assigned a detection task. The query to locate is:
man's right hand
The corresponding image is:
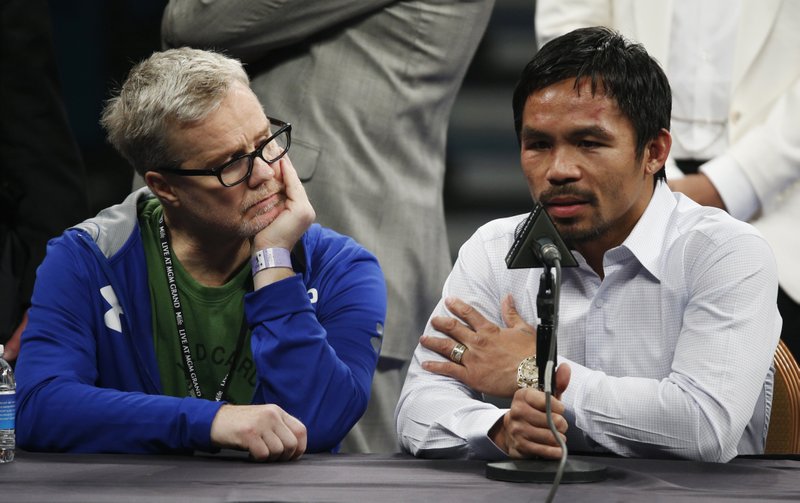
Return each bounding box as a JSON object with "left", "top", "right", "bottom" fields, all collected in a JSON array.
[
  {"left": 420, "top": 295, "right": 537, "bottom": 398},
  {"left": 489, "top": 363, "right": 571, "bottom": 459},
  {"left": 210, "top": 404, "right": 307, "bottom": 462},
  {"left": 252, "top": 156, "right": 315, "bottom": 252}
]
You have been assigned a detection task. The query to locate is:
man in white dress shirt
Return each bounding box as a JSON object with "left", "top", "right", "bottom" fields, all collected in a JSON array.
[
  {"left": 395, "top": 27, "right": 781, "bottom": 463},
  {"left": 536, "top": 0, "right": 800, "bottom": 369}
]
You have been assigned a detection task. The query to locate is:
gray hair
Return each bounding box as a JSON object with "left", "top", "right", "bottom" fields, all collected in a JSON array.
[{"left": 100, "top": 47, "right": 250, "bottom": 177}]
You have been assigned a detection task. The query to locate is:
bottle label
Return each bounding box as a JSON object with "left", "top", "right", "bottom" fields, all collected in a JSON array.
[{"left": 0, "top": 391, "right": 14, "bottom": 430}]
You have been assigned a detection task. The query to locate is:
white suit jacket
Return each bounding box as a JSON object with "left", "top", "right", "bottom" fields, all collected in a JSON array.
[{"left": 537, "top": 0, "right": 800, "bottom": 301}]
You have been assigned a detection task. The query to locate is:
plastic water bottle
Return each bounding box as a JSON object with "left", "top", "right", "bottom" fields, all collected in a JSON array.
[{"left": 0, "top": 344, "right": 15, "bottom": 463}]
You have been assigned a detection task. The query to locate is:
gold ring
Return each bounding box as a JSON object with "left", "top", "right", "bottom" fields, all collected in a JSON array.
[{"left": 450, "top": 343, "right": 467, "bottom": 364}]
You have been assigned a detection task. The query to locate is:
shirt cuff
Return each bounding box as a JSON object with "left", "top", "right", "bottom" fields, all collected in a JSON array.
[
  {"left": 557, "top": 356, "right": 591, "bottom": 414},
  {"left": 700, "top": 154, "right": 760, "bottom": 221},
  {"left": 462, "top": 408, "right": 509, "bottom": 460}
]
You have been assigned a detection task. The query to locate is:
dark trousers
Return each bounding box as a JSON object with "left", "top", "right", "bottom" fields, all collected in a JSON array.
[{"left": 675, "top": 159, "right": 705, "bottom": 175}]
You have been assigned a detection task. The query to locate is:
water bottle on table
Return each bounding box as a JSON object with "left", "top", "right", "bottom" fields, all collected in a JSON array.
[{"left": 0, "top": 344, "right": 15, "bottom": 463}]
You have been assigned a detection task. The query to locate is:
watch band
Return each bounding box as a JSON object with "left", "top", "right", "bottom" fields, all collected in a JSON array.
[
  {"left": 517, "top": 355, "right": 539, "bottom": 389},
  {"left": 251, "top": 247, "right": 292, "bottom": 275}
]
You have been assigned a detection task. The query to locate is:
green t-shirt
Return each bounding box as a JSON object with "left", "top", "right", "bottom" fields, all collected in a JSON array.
[{"left": 139, "top": 199, "right": 256, "bottom": 404}]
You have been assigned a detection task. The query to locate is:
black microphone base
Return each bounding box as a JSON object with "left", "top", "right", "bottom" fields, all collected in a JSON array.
[{"left": 485, "top": 459, "right": 607, "bottom": 484}]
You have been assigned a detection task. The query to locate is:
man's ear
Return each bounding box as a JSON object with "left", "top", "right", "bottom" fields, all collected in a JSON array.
[
  {"left": 144, "top": 171, "right": 180, "bottom": 208},
  {"left": 644, "top": 128, "right": 672, "bottom": 175}
]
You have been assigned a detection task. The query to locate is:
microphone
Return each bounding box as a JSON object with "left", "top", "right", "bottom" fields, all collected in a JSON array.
[
  {"left": 505, "top": 203, "right": 577, "bottom": 269},
  {"left": 536, "top": 237, "right": 562, "bottom": 267}
]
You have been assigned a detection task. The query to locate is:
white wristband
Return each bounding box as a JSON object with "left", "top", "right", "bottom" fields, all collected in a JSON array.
[{"left": 251, "top": 248, "right": 292, "bottom": 275}]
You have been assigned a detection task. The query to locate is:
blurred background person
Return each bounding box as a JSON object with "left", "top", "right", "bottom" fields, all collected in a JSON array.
[
  {"left": 0, "top": 0, "right": 90, "bottom": 362},
  {"left": 161, "top": 0, "right": 496, "bottom": 452}
]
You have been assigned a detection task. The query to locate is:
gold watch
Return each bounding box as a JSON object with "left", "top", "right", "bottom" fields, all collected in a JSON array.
[{"left": 516, "top": 356, "right": 538, "bottom": 389}]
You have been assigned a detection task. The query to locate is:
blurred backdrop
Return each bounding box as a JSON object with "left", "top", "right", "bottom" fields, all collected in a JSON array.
[{"left": 46, "top": 0, "right": 536, "bottom": 260}]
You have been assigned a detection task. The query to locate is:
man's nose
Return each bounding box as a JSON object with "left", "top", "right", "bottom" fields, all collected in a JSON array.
[
  {"left": 546, "top": 148, "right": 581, "bottom": 185},
  {"left": 248, "top": 155, "right": 276, "bottom": 187}
]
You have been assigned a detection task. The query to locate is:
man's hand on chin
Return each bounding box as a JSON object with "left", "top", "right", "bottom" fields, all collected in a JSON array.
[{"left": 252, "top": 158, "right": 315, "bottom": 252}]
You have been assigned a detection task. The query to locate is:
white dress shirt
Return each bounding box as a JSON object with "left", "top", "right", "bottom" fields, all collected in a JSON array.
[{"left": 396, "top": 183, "right": 781, "bottom": 462}]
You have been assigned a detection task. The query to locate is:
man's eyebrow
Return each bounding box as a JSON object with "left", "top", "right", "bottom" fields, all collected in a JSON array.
[
  {"left": 520, "top": 125, "right": 614, "bottom": 142},
  {"left": 255, "top": 126, "right": 271, "bottom": 141},
  {"left": 520, "top": 126, "right": 551, "bottom": 140},
  {"left": 235, "top": 127, "right": 271, "bottom": 152},
  {"left": 215, "top": 127, "right": 272, "bottom": 164},
  {"left": 569, "top": 125, "right": 613, "bottom": 140}
]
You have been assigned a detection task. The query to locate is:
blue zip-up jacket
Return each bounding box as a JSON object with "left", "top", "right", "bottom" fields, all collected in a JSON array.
[{"left": 15, "top": 188, "right": 386, "bottom": 454}]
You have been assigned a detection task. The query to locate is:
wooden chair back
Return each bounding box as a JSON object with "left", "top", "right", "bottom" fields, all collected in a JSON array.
[{"left": 765, "top": 339, "right": 800, "bottom": 454}]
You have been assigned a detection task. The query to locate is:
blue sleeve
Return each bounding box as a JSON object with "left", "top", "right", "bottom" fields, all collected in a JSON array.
[
  {"left": 15, "top": 235, "right": 223, "bottom": 454},
  {"left": 245, "top": 230, "right": 386, "bottom": 452}
]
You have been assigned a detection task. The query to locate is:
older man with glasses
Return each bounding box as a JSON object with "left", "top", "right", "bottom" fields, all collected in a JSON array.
[{"left": 13, "top": 47, "right": 386, "bottom": 461}]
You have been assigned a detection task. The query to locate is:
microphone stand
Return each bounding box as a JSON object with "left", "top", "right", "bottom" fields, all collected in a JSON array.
[
  {"left": 486, "top": 262, "right": 606, "bottom": 487},
  {"left": 536, "top": 266, "right": 556, "bottom": 392}
]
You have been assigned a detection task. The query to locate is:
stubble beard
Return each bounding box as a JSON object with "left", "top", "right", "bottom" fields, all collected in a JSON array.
[
  {"left": 559, "top": 217, "right": 611, "bottom": 248},
  {"left": 238, "top": 186, "right": 286, "bottom": 239},
  {"left": 539, "top": 186, "right": 608, "bottom": 246}
]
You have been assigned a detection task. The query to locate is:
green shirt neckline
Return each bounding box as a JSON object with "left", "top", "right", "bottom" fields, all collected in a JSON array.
[{"left": 138, "top": 198, "right": 256, "bottom": 404}]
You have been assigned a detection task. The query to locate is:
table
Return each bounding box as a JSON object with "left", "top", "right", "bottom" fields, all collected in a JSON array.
[{"left": 1, "top": 451, "right": 799, "bottom": 502}]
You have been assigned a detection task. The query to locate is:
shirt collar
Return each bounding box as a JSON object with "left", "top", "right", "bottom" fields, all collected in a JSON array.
[{"left": 613, "top": 182, "right": 676, "bottom": 281}]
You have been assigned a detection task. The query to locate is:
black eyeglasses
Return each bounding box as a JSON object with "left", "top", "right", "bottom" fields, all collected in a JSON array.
[{"left": 155, "top": 117, "right": 292, "bottom": 187}]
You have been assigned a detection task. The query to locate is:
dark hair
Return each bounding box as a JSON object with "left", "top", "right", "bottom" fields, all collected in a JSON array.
[{"left": 512, "top": 26, "right": 671, "bottom": 182}]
